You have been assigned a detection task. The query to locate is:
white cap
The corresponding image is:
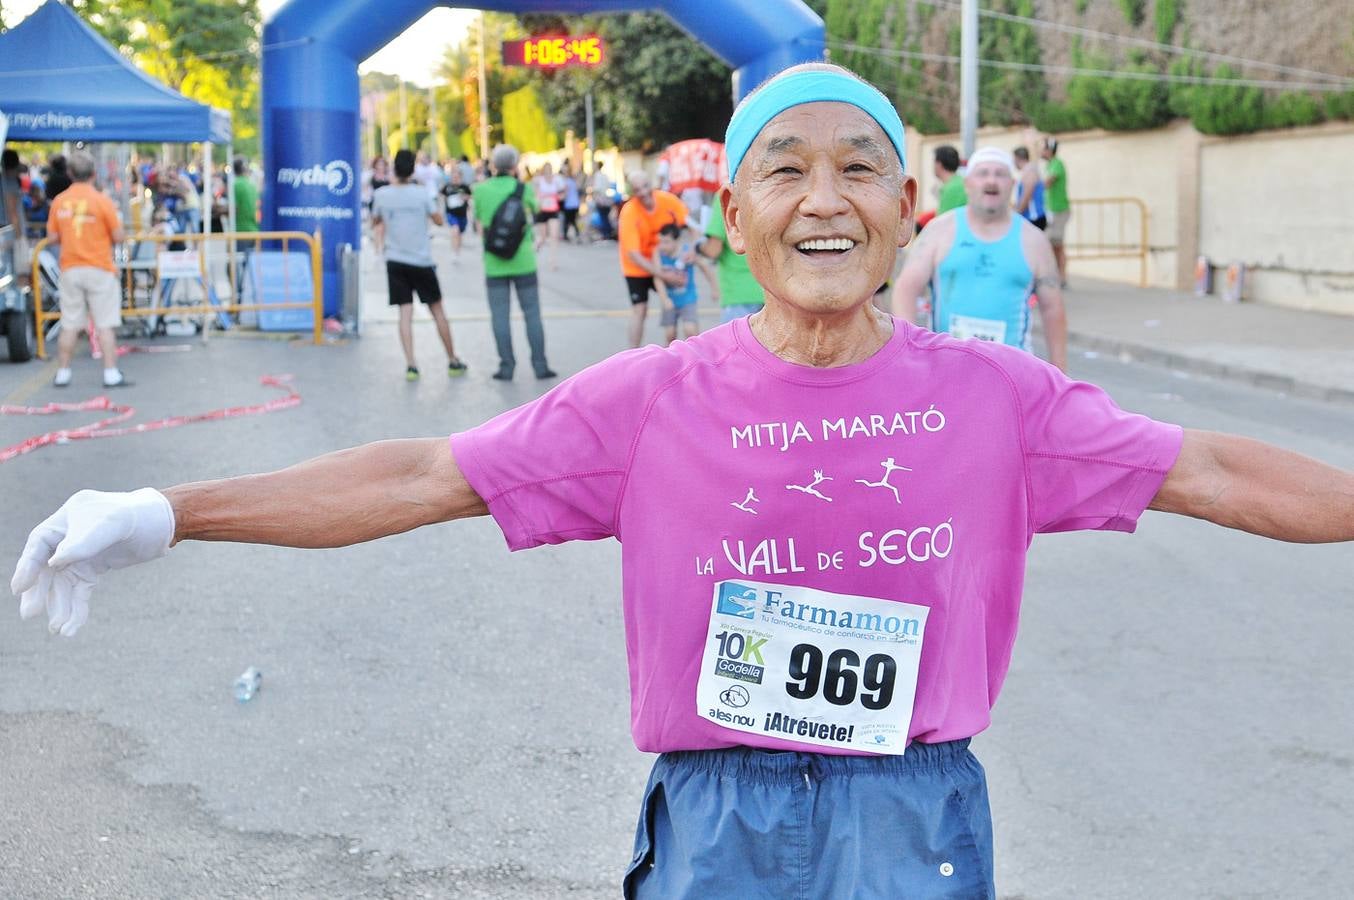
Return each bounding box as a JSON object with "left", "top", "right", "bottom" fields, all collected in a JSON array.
[{"left": 966, "top": 147, "right": 1015, "bottom": 176}]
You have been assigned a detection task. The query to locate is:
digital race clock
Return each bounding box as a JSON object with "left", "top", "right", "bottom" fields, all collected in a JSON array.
[{"left": 501, "top": 35, "right": 604, "bottom": 68}]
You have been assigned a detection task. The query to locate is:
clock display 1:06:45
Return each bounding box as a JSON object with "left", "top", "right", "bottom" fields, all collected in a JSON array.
[{"left": 523, "top": 35, "right": 603, "bottom": 66}]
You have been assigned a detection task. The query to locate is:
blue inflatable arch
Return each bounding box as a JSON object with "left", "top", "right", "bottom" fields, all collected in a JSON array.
[{"left": 262, "top": 0, "right": 825, "bottom": 315}]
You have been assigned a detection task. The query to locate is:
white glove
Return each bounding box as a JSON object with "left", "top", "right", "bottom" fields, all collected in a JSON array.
[{"left": 11, "top": 488, "right": 175, "bottom": 636}]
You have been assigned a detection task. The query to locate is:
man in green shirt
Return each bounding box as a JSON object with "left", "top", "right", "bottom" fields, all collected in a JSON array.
[
  {"left": 471, "top": 143, "right": 556, "bottom": 381},
  {"left": 232, "top": 158, "right": 259, "bottom": 235},
  {"left": 1041, "top": 137, "right": 1070, "bottom": 285},
  {"left": 935, "top": 145, "right": 966, "bottom": 215},
  {"left": 700, "top": 194, "right": 763, "bottom": 322}
]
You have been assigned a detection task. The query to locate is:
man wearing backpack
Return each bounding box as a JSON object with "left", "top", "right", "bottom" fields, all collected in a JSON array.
[{"left": 471, "top": 144, "right": 556, "bottom": 381}]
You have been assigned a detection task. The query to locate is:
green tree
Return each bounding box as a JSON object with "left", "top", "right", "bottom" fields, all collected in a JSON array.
[
  {"left": 1052, "top": 49, "right": 1172, "bottom": 131},
  {"left": 1263, "top": 92, "right": 1326, "bottom": 129},
  {"left": 1154, "top": 0, "right": 1181, "bottom": 44},
  {"left": 433, "top": 13, "right": 536, "bottom": 155},
  {"left": 376, "top": 85, "right": 432, "bottom": 156},
  {"left": 70, "top": 0, "right": 262, "bottom": 154},
  {"left": 502, "top": 85, "right": 559, "bottom": 152},
  {"left": 975, "top": 0, "right": 1048, "bottom": 124},
  {"left": 1117, "top": 0, "right": 1146, "bottom": 27},
  {"left": 825, "top": 0, "right": 955, "bottom": 133},
  {"left": 1193, "top": 66, "right": 1267, "bottom": 135}
]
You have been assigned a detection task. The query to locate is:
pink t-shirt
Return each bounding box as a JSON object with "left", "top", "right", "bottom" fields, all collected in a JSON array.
[{"left": 451, "top": 317, "right": 1182, "bottom": 755}]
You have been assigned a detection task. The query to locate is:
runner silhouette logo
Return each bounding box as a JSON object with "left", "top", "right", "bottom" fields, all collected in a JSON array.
[{"left": 720, "top": 685, "right": 751, "bottom": 708}]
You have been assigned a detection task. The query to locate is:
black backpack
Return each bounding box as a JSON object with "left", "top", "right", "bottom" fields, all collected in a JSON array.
[{"left": 484, "top": 180, "right": 529, "bottom": 259}]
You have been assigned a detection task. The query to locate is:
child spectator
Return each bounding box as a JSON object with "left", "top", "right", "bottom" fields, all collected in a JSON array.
[{"left": 653, "top": 223, "right": 717, "bottom": 346}]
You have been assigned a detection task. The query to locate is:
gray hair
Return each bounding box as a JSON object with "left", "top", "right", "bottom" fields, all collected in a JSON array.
[
  {"left": 68, "top": 151, "right": 97, "bottom": 182},
  {"left": 490, "top": 144, "right": 519, "bottom": 174},
  {"left": 627, "top": 169, "right": 651, "bottom": 191}
]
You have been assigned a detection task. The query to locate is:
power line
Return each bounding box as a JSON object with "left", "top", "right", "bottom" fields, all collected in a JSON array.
[
  {"left": 825, "top": 39, "right": 1354, "bottom": 92},
  {"left": 912, "top": 0, "right": 1354, "bottom": 86}
]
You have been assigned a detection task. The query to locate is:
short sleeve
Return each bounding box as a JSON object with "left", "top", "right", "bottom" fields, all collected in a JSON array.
[
  {"left": 1004, "top": 350, "right": 1183, "bottom": 534},
  {"left": 450, "top": 347, "right": 678, "bottom": 551},
  {"left": 666, "top": 194, "right": 688, "bottom": 227}
]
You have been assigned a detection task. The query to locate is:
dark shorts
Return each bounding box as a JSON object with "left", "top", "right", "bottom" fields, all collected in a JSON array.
[
  {"left": 626, "top": 275, "right": 655, "bottom": 306},
  {"left": 446, "top": 208, "right": 469, "bottom": 233},
  {"left": 386, "top": 261, "right": 442, "bottom": 306},
  {"left": 1029, "top": 215, "right": 1047, "bottom": 231},
  {"left": 624, "top": 740, "right": 994, "bottom": 899},
  {"left": 534, "top": 210, "right": 559, "bottom": 224}
]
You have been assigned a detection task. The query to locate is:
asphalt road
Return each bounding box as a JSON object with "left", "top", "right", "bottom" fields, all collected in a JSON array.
[{"left": 1, "top": 237, "right": 1350, "bottom": 899}]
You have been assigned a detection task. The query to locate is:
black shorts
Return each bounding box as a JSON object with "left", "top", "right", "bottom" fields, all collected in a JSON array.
[
  {"left": 534, "top": 210, "right": 559, "bottom": 224},
  {"left": 626, "top": 275, "right": 655, "bottom": 305},
  {"left": 386, "top": 261, "right": 442, "bottom": 306}
]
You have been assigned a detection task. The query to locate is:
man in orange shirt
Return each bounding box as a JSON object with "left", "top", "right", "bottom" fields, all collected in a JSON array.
[
  {"left": 617, "top": 169, "right": 688, "bottom": 347},
  {"left": 47, "top": 152, "right": 127, "bottom": 388}
]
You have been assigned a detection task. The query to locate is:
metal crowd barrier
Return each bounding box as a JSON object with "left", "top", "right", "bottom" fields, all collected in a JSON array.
[
  {"left": 1065, "top": 197, "right": 1149, "bottom": 287},
  {"left": 30, "top": 230, "right": 324, "bottom": 359}
]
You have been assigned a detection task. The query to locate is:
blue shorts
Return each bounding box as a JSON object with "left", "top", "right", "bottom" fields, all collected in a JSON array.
[{"left": 624, "top": 739, "right": 994, "bottom": 900}]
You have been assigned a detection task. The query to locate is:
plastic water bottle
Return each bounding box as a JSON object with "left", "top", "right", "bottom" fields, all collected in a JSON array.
[{"left": 233, "top": 667, "right": 263, "bottom": 703}]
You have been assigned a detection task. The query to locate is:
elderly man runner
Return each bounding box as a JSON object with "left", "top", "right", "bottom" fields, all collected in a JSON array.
[{"left": 13, "top": 64, "right": 1354, "bottom": 898}]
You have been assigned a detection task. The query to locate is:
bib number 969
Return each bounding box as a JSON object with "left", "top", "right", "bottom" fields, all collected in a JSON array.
[{"left": 786, "top": 643, "right": 897, "bottom": 710}]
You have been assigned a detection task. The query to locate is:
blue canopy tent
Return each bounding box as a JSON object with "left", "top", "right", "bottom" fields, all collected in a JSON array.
[
  {"left": 0, "top": 0, "right": 234, "bottom": 326},
  {"left": 0, "top": 0, "right": 230, "bottom": 144}
]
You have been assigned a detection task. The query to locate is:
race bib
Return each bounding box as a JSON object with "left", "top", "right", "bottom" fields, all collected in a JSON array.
[
  {"left": 949, "top": 314, "right": 1007, "bottom": 344},
  {"left": 695, "top": 579, "right": 929, "bottom": 755}
]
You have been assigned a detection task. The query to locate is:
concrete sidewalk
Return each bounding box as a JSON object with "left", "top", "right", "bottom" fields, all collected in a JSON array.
[{"left": 1062, "top": 278, "right": 1354, "bottom": 404}]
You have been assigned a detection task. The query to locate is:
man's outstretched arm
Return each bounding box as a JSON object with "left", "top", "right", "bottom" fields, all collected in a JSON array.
[
  {"left": 12, "top": 439, "right": 486, "bottom": 635},
  {"left": 167, "top": 438, "right": 486, "bottom": 547},
  {"left": 1151, "top": 430, "right": 1354, "bottom": 542}
]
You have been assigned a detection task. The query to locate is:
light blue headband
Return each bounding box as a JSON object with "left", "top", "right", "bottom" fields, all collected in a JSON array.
[{"left": 725, "top": 70, "right": 907, "bottom": 183}]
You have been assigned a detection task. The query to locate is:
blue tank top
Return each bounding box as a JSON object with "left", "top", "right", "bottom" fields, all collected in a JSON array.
[
  {"left": 931, "top": 211, "right": 1034, "bottom": 350},
  {"left": 1016, "top": 178, "right": 1045, "bottom": 222}
]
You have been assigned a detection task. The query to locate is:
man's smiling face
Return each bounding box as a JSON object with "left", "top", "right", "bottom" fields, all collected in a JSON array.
[{"left": 722, "top": 102, "right": 916, "bottom": 318}]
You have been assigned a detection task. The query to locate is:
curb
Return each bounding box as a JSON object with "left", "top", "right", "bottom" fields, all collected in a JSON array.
[{"left": 1067, "top": 331, "right": 1354, "bottom": 407}]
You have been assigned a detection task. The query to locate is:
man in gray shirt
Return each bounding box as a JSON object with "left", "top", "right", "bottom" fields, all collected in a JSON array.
[{"left": 371, "top": 149, "right": 467, "bottom": 381}]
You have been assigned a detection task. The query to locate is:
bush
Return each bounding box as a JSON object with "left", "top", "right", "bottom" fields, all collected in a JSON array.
[
  {"left": 1325, "top": 90, "right": 1354, "bottom": 121},
  {"left": 1154, "top": 0, "right": 1181, "bottom": 43},
  {"left": 1263, "top": 92, "right": 1326, "bottom": 129},
  {"left": 1117, "top": 0, "right": 1146, "bottom": 27},
  {"left": 1187, "top": 65, "right": 1266, "bottom": 135},
  {"left": 1049, "top": 49, "right": 1173, "bottom": 131}
]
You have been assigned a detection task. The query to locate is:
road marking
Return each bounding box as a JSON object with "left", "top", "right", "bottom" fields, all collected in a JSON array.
[{"left": 1, "top": 358, "right": 58, "bottom": 407}]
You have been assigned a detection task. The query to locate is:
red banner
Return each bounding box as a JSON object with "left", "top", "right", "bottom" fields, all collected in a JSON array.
[
  {"left": 661, "top": 139, "right": 727, "bottom": 194},
  {"left": 0, "top": 374, "right": 301, "bottom": 464}
]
